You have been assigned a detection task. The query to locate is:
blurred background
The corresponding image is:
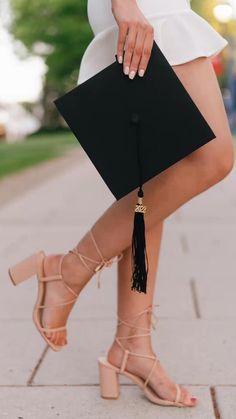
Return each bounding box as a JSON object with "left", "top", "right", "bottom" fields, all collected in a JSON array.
[{"left": 0, "top": 0, "right": 236, "bottom": 180}]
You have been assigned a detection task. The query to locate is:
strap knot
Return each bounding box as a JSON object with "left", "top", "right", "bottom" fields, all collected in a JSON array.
[{"left": 96, "top": 252, "right": 124, "bottom": 288}]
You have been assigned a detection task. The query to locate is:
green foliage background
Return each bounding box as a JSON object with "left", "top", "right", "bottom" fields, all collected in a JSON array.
[
  {"left": 9, "top": 0, "right": 232, "bottom": 127},
  {"left": 10, "top": 0, "right": 93, "bottom": 127}
]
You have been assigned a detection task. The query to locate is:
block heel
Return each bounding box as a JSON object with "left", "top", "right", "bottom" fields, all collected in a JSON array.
[
  {"left": 98, "top": 356, "right": 120, "bottom": 399},
  {"left": 8, "top": 251, "right": 44, "bottom": 286}
]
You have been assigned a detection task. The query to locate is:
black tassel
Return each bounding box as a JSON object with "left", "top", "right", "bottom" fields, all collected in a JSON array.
[
  {"left": 131, "top": 186, "right": 149, "bottom": 293},
  {"left": 130, "top": 112, "right": 149, "bottom": 293}
]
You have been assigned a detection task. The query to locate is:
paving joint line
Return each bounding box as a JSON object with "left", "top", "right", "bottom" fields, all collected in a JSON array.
[
  {"left": 190, "top": 277, "right": 201, "bottom": 318},
  {"left": 179, "top": 234, "right": 189, "bottom": 253},
  {"left": 0, "top": 383, "right": 214, "bottom": 388},
  {"left": 210, "top": 386, "right": 221, "bottom": 419},
  {"left": 27, "top": 345, "right": 49, "bottom": 386}
]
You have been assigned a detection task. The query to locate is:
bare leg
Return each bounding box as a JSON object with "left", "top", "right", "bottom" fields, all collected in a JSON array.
[
  {"left": 42, "top": 56, "right": 234, "bottom": 374},
  {"left": 116, "top": 222, "right": 164, "bottom": 315},
  {"left": 107, "top": 219, "right": 198, "bottom": 405},
  {"left": 108, "top": 221, "right": 164, "bottom": 373},
  {"left": 105, "top": 55, "right": 235, "bottom": 406}
]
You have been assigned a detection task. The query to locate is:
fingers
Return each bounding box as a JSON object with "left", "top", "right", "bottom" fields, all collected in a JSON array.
[
  {"left": 117, "top": 22, "right": 129, "bottom": 64},
  {"left": 123, "top": 24, "right": 138, "bottom": 75},
  {"left": 117, "top": 21, "right": 154, "bottom": 79},
  {"left": 137, "top": 28, "right": 154, "bottom": 77},
  {"left": 128, "top": 24, "right": 146, "bottom": 79}
]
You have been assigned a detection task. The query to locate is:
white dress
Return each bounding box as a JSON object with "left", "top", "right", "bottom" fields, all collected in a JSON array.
[{"left": 77, "top": 0, "right": 228, "bottom": 84}]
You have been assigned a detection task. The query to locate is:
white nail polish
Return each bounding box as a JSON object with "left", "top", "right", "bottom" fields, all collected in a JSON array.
[
  {"left": 139, "top": 69, "right": 145, "bottom": 77},
  {"left": 129, "top": 71, "right": 136, "bottom": 80},
  {"left": 118, "top": 56, "right": 123, "bottom": 64},
  {"left": 124, "top": 66, "right": 129, "bottom": 75}
]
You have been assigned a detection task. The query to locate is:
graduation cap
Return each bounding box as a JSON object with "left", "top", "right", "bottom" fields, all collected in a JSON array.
[{"left": 53, "top": 40, "right": 216, "bottom": 294}]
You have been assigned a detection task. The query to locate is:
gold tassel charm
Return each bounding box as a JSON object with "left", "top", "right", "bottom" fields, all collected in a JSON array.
[{"left": 135, "top": 196, "right": 147, "bottom": 214}]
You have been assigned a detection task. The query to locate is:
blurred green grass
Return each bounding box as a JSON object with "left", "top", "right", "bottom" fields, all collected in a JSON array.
[
  {"left": 0, "top": 131, "right": 79, "bottom": 180},
  {"left": 1, "top": 131, "right": 235, "bottom": 182}
]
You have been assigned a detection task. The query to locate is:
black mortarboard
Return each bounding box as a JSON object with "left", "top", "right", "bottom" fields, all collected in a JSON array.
[{"left": 53, "top": 40, "right": 216, "bottom": 294}]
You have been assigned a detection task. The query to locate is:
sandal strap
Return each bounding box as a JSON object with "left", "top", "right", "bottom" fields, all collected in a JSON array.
[
  {"left": 39, "top": 325, "right": 67, "bottom": 333},
  {"left": 37, "top": 296, "right": 77, "bottom": 310},
  {"left": 39, "top": 274, "right": 63, "bottom": 282},
  {"left": 175, "top": 383, "right": 181, "bottom": 403},
  {"left": 115, "top": 304, "right": 160, "bottom": 381},
  {"left": 37, "top": 228, "right": 124, "bottom": 342},
  {"left": 57, "top": 253, "right": 80, "bottom": 298},
  {"left": 117, "top": 304, "right": 159, "bottom": 332},
  {"left": 68, "top": 228, "right": 123, "bottom": 289},
  {"left": 60, "top": 278, "right": 79, "bottom": 298},
  {"left": 143, "top": 356, "right": 159, "bottom": 389}
]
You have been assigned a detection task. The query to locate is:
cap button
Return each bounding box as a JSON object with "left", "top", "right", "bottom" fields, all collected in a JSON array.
[{"left": 130, "top": 112, "right": 140, "bottom": 124}]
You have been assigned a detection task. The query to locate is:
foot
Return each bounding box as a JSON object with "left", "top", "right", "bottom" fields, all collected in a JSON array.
[
  {"left": 40, "top": 252, "right": 93, "bottom": 347},
  {"left": 107, "top": 340, "right": 198, "bottom": 407}
]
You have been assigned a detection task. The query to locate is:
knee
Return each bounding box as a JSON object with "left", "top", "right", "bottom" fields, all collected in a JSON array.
[
  {"left": 218, "top": 146, "right": 235, "bottom": 180},
  {"left": 188, "top": 134, "right": 235, "bottom": 186},
  {"left": 212, "top": 144, "right": 235, "bottom": 183}
]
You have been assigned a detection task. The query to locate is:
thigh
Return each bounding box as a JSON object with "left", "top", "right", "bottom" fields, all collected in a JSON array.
[{"left": 171, "top": 56, "right": 234, "bottom": 160}]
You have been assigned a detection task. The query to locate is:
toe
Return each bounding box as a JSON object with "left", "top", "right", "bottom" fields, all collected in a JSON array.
[
  {"left": 190, "top": 395, "right": 198, "bottom": 406},
  {"left": 56, "top": 332, "right": 66, "bottom": 346},
  {"left": 180, "top": 387, "right": 198, "bottom": 406},
  {"left": 50, "top": 331, "right": 58, "bottom": 344},
  {"left": 44, "top": 329, "right": 67, "bottom": 347},
  {"left": 62, "top": 332, "right": 68, "bottom": 346},
  {"left": 62, "top": 337, "right": 67, "bottom": 346},
  {"left": 45, "top": 330, "right": 54, "bottom": 340},
  {"left": 54, "top": 332, "right": 62, "bottom": 346}
]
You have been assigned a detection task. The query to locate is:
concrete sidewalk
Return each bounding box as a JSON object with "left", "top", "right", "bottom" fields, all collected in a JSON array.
[{"left": 1, "top": 148, "right": 236, "bottom": 419}]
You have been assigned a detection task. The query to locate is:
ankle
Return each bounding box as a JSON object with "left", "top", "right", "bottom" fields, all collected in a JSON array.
[
  {"left": 60, "top": 252, "right": 94, "bottom": 288},
  {"left": 116, "top": 322, "right": 153, "bottom": 347},
  {"left": 113, "top": 316, "right": 154, "bottom": 354},
  {"left": 69, "top": 230, "right": 110, "bottom": 275},
  {"left": 107, "top": 336, "right": 154, "bottom": 364},
  {"left": 118, "top": 335, "right": 153, "bottom": 353}
]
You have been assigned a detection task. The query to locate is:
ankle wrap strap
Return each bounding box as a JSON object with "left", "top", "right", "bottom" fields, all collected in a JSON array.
[
  {"left": 115, "top": 304, "right": 160, "bottom": 385},
  {"left": 117, "top": 304, "right": 159, "bottom": 334},
  {"left": 68, "top": 229, "right": 123, "bottom": 288},
  {"left": 115, "top": 305, "right": 159, "bottom": 353}
]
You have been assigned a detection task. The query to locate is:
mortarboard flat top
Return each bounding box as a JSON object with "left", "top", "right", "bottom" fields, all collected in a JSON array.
[
  {"left": 54, "top": 40, "right": 216, "bottom": 294},
  {"left": 54, "top": 40, "right": 216, "bottom": 202}
]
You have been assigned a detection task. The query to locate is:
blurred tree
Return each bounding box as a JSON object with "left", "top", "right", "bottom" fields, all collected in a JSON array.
[
  {"left": 10, "top": 0, "right": 93, "bottom": 128},
  {"left": 10, "top": 0, "right": 236, "bottom": 128},
  {"left": 191, "top": 0, "right": 234, "bottom": 88},
  {"left": 191, "top": 0, "right": 236, "bottom": 40}
]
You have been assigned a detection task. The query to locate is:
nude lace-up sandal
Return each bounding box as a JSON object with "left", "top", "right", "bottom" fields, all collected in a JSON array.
[
  {"left": 98, "top": 304, "right": 195, "bottom": 407},
  {"left": 8, "top": 228, "right": 123, "bottom": 351}
]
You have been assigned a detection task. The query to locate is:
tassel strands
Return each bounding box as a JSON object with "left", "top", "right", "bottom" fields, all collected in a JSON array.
[{"left": 130, "top": 112, "right": 149, "bottom": 293}]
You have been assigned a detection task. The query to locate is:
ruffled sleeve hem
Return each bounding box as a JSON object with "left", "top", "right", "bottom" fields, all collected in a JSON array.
[{"left": 77, "top": 9, "right": 228, "bottom": 85}]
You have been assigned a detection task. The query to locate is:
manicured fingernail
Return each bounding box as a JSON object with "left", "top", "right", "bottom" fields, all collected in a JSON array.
[
  {"left": 118, "top": 55, "right": 123, "bottom": 64},
  {"left": 191, "top": 397, "right": 197, "bottom": 402},
  {"left": 139, "top": 69, "right": 145, "bottom": 77},
  {"left": 124, "top": 66, "right": 129, "bottom": 75},
  {"left": 129, "top": 70, "right": 136, "bottom": 80}
]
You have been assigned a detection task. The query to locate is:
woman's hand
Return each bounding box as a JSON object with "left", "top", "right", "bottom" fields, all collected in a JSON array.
[{"left": 111, "top": 0, "right": 154, "bottom": 79}]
